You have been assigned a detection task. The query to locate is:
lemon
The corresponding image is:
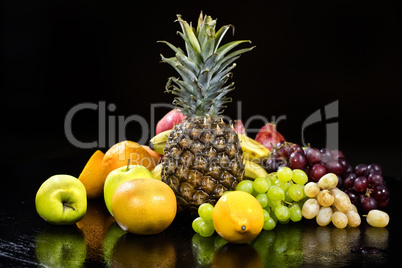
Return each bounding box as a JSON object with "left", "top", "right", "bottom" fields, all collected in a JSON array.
[{"left": 212, "top": 191, "right": 264, "bottom": 244}]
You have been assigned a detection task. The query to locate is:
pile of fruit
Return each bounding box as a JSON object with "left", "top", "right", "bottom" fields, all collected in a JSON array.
[
  {"left": 35, "top": 12, "right": 390, "bottom": 250},
  {"left": 35, "top": 140, "right": 177, "bottom": 236}
]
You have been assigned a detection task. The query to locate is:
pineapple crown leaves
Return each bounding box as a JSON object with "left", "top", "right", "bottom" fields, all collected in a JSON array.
[{"left": 158, "top": 12, "right": 255, "bottom": 118}]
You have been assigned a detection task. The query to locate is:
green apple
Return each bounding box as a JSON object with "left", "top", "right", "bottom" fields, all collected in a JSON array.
[
  {"left": 35, "top": 175, "right": 87, "bottom": 225},
  {"left": 103, "top": 222, "right": 127, "bottom": 266},
  {"left": 35, "top": 225, "right": 86, "bottom": 268},
  {"left": 103, "top": 165, "right": 153, "bottom": 215}
]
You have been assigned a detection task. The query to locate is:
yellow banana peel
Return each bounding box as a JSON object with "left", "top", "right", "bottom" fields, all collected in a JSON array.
[
  {"left": 244, "top": 159, "right": 268, "bottom": 180},
  {"left": 238, "top": 134, "right": 270, "bottom": 162}
]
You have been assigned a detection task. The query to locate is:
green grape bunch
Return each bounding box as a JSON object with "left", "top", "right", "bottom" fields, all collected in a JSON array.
[{"left": 236, "top": 167, "right": 309, "bottom": 230}]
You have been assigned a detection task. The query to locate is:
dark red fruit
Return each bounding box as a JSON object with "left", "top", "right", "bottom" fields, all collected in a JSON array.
[
  {"left": 362, "top": 196, "right": 378, "bottom": 213},
  {"left": 306, "top": 148, "right": 321, "bottom": 166},
  {"left": 338, "top": 157, "right": 349, "bottom": 172},
  {"left": 353, "top": 176, "right": 368, "bottom": 193},
  {"left": 289, "top": 151, "right": 307, "bottom": 170},
  {"left": 310, "top": 164, "right": 327, "bottom": 182},
  {"left": 367, "top": 172, "right": 384, "bottom": 187},
  {"left": 325, "top": 160, "right": 344, "bottom": 175},
  {"left": 354, "top": 164, "right": 368, "bottom": 177},
  {"left": 377, "top": 198, "right": 389, "bottom": 208},
  {"left": 372, "top": 185, "right": 390, "bottom": 201},
  {"left": 337, "top": 175, "right": 342, "bottom": 188},
  {"left": 343, "top": 172, "right": 357, "bottom": 188},
  {"left": 331, "top": 150, "right": 345, "bottom": 159},
  {"left": 320, "top": 148, "right": 333, "bottom": 163},
  {"left": 367, "top": 163, "right": 382, "bottom": 174},
  {"left": 255, "top": 123, "right": 285, "bottom": 151},
  {"left": 345, "top": 189, "right": 359, "bottom": 205}
]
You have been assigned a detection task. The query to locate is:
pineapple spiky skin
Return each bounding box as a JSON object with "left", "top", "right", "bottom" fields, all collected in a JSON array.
[
  {"left": 159, "top": 12, "right": 253, "bottom": 216},
  {"left": 162, "top": 116, "right": 244, "bottom": 215}
]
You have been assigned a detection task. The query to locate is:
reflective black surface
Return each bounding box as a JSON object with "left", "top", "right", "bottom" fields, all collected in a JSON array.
[{"left": 1, "top": 152, "right": 400, "bottom": 267}]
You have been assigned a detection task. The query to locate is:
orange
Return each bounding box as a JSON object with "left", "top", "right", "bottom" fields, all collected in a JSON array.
[
  {"left": 111, "top": 178, "right": 177, "bottom": 235},
  {"left": 101, "top": 140, "right": 155, "bottom": 183},
  {"left": 212, "top": 191, "right": 264, "bottom": 244},
  {"left": 78, "top": 150, "right": 105, "bottom": 199}
]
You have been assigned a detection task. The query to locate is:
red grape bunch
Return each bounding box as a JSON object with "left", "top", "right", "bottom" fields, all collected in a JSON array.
[
  {"left": 341, "top": 163, "right": 390, "bottom": 214},
  {"left": 263, "top": 141, "right": 390, "bottom": 213},
  {"left": 264, "top": 141, "right": 348, "bottom": 183}
]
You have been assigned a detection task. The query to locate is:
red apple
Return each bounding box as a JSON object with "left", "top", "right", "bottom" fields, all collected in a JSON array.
[
  {"left": 156, "top": 109, "right": 185, "bottom": 135},
  {"left": 255, "top": 123, "right": 285, "bottom": 151},
  {"left": 234, "top": 120, "right": 246, "bottom": 135}
]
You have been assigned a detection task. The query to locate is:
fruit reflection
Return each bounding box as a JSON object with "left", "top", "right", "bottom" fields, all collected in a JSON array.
[
  {"left": 191, "top": 233, "right": 227, "bottom": 267},
  {"left": 35, "top": 225, "right": 86, "bottom": 268},
  {"left": 76, "top": 199, "right": 115, "bottom": 263},
  {"left": 302, "top": 224, "right": 359, "bottom": 265},
  {"left": 110, "top": 232, "right": 176, "bottom": 267},
  {"left": 301, "top": 222, "right": 389, "bottom": 265},
  {"left": 355, "top": 226, "right": 389, "bottom": 264},
  {"left": 103, "top": 222, "right": 127, "bottom": 266},
  {"left": 190, "top": 222, "right": 390, "bottom": 267},
  {"left": 364, "top": 226, "right": 389, "bottom": 250},
  {"left": 212, "top": 242, "right": 263, "bottom": 268},
  {"left": 191, "top": 232, "right": 262, "bottom": 268},
  {"left": 253, "top": 224, "right": 303, "bottom": 267}
]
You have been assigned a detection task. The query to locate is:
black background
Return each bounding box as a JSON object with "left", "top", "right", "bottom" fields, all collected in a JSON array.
[{"left": 2, "top": 0, "right": 400, "bottom": 177}]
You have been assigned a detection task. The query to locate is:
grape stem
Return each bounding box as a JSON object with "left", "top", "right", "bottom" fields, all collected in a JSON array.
[
  {"left": 282, "top": 200, "right": 293, "bottom": 206},
  {"left": 270, "top": 142, "right": 288, "bottom": 164},
  {"left": 365, "top": 188, "right": 373, "bottom": 197}
]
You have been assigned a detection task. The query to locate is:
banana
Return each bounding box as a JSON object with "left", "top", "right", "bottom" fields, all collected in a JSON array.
[
  {"left": 244, "top": 159, "right": 268, "bottom": 180},
  {"left": 238, "top": 134, "right": 270, "bottom": 163},
  {"left": 151, "top": 163, "right": 163, "bottom": 180},
  {"left": 149, "top": 129, "right": 172, "bottom": 154}
]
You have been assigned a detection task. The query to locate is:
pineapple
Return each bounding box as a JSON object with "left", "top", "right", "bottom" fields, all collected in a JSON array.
[{"left": 160, "top": 12, "right": 254, "bottom": 215}]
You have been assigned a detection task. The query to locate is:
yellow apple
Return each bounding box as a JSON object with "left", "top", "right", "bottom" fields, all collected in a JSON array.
[{"left": 35, "top": 175, "right": 87, "bottom": 225}]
